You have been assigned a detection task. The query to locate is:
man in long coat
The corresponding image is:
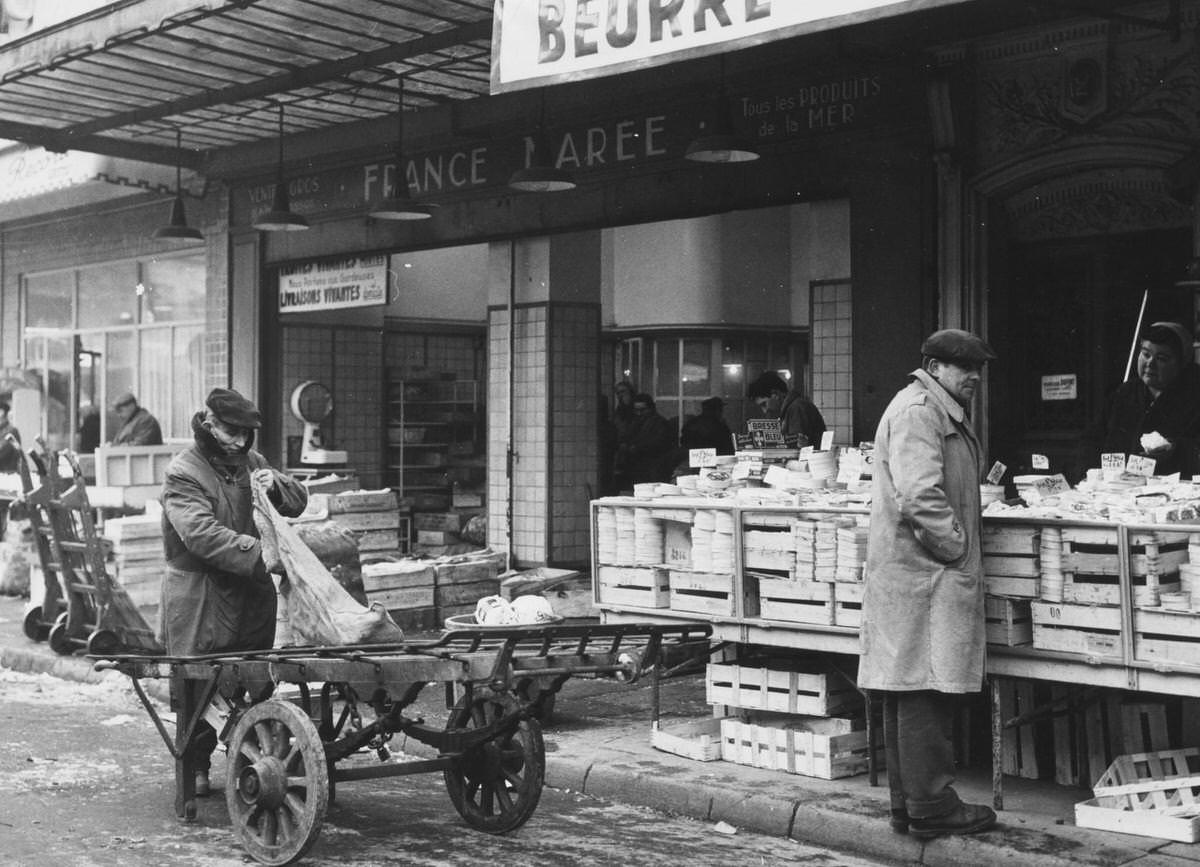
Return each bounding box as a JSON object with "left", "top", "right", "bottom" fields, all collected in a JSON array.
[
  {"left": 859, "top": 329, "right": 999, "bottom": 839},
  {"left": 159, "top": 387, "right": 307, "bottom": 796}
]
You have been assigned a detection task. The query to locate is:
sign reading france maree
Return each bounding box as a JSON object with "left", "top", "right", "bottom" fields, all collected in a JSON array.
[{"left": 278, "top": 255, "right": 389, "bottom": 314}]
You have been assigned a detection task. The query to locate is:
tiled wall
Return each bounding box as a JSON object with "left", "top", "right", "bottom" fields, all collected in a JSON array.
[
  {"left": 488, "top": 302, "right": 599, "bottom": 567},
  {"left": 811, "top": 281, "right": 853, "bottom": 447}
]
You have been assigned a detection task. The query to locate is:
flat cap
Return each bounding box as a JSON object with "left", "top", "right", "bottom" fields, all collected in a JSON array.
[
  {"left": 206, "top": 387, "right": 262, "bottom": 429},
  {"left": 110, "top": 391, "right": 137, "bottom": 410},
  {"left": 921, "top": 329, "right": 997, "bottom": 365}
]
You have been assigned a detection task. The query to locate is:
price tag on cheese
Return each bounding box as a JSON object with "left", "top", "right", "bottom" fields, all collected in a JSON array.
[
  {"left": 762, "top": 465, "right": 790, "bottom": 489},
  {"left": 1101, "top": 453, "right": 1125, "bottom": 472},
  {"left": 819, "top": 430, "right": 835, "bottom": 452},
  {"left": 689, "top": 448, "right": 716, "bottom": 468},
  {"left": 986, "top": 461, "right": 1006, "bottom": 485},
  {"left": 1032, "top": 473, "right": 1070, "bottom": 498},
  {"left": 731, "top": 461, "right": 753, "bottom": 480},
  {"left": 1126, "top": 454, "right": 1157, "bottom": 477},
  {"left": 1031, "top": 453, "right": 1049, "bottom": 470}
]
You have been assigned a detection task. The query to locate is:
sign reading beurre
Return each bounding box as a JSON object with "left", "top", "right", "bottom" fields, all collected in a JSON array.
[{"left": 278, "top": 255, "right": 388, "bottom": 314}]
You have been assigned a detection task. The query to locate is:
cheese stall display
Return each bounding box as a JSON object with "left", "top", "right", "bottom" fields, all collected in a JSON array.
[{"left": 594, "top": 441, "right": 1200, "bottom": 819}]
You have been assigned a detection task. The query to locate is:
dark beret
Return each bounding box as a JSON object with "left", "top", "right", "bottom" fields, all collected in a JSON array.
[
  {"left": 206, "top": 387, "right": 262, "bottom": 429},
  {"left": 921, "top": 329, "right": 997, "bottom": 365}
]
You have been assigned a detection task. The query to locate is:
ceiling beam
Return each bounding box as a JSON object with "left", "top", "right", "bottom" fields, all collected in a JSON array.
[
  {"left": 58, "top": 19, "right": 492, "bottom": 142},
  {"left": 0, "top": 119, "right": 191, "bottom": 165}
]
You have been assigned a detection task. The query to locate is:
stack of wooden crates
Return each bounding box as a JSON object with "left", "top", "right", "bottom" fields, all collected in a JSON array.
[
  {"left": 361, "top": 551, "right": 504, "bottom": 633},
  {"left": 105, "top": 514, "right": 165, "bottom": 612}
]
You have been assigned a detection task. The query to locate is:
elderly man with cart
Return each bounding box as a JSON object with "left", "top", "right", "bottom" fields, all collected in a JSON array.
[{"left": 160, "top": 387, "right": 308, "bottom": 797}]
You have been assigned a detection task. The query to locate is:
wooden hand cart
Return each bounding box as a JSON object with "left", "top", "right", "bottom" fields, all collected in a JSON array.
[{"left": 95, "top": 621, "right": 711, "bottom": 866}]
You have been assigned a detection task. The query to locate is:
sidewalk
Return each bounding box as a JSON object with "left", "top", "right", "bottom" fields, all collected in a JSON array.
[{"left": 1, "top": 593, "right": 1196, "bottom": 867}]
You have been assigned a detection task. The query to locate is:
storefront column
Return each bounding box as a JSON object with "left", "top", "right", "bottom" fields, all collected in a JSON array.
[{"left": 486, "top": 234, "right": 601, "bottom": 568}]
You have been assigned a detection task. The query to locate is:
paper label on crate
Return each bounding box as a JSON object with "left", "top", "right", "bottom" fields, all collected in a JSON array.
[
  {"left": 985, "top": 461, "right": 1006, "bottom": 485},
  {"left": 1126, "top": 455, "right": 1157, "bottom": 477},
  {"left": 689, "top": 447, "right": 717, "bottom": 468},
  {"left": 1031, "top": 453, "right": 1049, "bottom": 470},
  {"left": 819, "top": 430, "right": 834, "bottom": 451}
]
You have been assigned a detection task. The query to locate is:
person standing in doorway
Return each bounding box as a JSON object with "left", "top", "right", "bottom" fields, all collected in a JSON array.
[
  {"left": 858, "top": 329, "right": 999, "bottom": 840},
  {"left": 0, "top": 401, "right": 22, "bottom": 537},
  {"left": 110, "top": 392, "right": 164, "bottom": 446},
  {"left": 747, "top": 372, "right": 826, "bottom": 447}
]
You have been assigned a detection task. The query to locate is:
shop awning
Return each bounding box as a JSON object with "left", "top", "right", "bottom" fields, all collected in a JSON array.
[{"left": 0, "top": 0, "right": 1172, "bottom": 176}]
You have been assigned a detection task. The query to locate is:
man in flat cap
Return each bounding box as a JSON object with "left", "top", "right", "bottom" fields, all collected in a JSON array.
[
  {"left": 109, "top": 392, "right": 163, "bottom": 446},
  {"left": 159, "top": 387, "right": 307, "bottom": 798},
  {"left": 858, "top": 328, "right": 999, "bottom": 840}
]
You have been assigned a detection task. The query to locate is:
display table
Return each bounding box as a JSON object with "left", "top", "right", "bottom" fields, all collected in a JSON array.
[{"left": 590, "top": 496, "right": 1200, "bottom": 807}]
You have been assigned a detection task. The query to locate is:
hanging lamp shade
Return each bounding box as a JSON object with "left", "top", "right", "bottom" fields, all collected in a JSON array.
[
  {"left": 509, "top": 93, "right": 575, "bottom": 192},
  {"left": 370, "top": 75, "right": 437, "bottom": 220},
  {"left": 684, "top": 114, "right": 759, "bottom": 163},
  {"left": 253, "top": 103, "right": 309, "bottom": 232},
  {"left": 152, "top": 129, "right": 204, "bottom": 241}
]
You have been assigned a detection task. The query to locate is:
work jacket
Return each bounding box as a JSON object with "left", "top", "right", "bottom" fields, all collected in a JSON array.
[
  {"left": 858, "top": 369, "right": 986, "bottom": 694},
  {"left": 779, "top": 389, "right": 826, "bottom": 448},
  {"left": 112, "top": 407, "right": 163, "bottom": 446},
  {"left": 158, "top": 418, "right": 307, "bottom": 655}
]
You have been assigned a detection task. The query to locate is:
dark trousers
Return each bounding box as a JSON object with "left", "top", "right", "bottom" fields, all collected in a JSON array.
[{"left": 882, "top": 690, "right": 962, "bottom": 819}]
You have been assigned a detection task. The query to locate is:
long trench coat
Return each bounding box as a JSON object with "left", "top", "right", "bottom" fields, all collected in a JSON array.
[
  {"left": 858, "top": 369, "right": 986, "bottom": 694},
  {"left": 159, "top": 443, "right": 307, "bottom": 655}
]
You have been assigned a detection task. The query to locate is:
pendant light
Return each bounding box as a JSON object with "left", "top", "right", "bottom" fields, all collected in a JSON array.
[
  {"left": 152, "top": 128, "right": 204, "bottom": 242},
  {"left": 685, "top": 59, "right": 759, "bottom": 164},
  {"left": 509, "top": 90, "right": 575, "bottom": 193},
  {"left": 370, "top": 75, "right": 437, "bottom": 220},
  {"left": 252, "top": 102, "right": 309, "bottom": 232}
]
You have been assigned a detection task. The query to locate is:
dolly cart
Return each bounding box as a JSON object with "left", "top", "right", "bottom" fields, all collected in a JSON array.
[
  {"left": 18, "top": 442, "right": 159, "bottom": 654},
  {"left": 96, "top": 620, "right": 711, "bottom": 866}
]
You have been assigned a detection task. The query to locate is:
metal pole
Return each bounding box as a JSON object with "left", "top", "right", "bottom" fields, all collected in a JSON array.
[{"left": 1123, "top": 289, "right": 1150, "bottom": 383}]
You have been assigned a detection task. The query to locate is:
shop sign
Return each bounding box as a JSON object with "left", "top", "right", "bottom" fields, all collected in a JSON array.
[
  {"left": 492, "top": 0, "right": 970, "bottom": 92},
  {"left": 1040, "top": 374, "right": 1077, "bottom": 401},
  {"left": 278, "top": 255, "right": 388, "bottom": 314}
]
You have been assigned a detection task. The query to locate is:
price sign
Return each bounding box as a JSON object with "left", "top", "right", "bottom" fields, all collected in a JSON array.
[
  {"left": 819, "top": 430, "right": 835, "bottom": 451},
  {"left": 1031, "top": 454, "right": 1049, "bottom": 470},
  {"left": 1032, "top": 474, "right": 1070, "bottom": 498},
  {"left": 1101, "top": 453, "right": 1126, "bottom": 472},
  {"left": 689, "top": 448, "right": 716, "bottom": 468},
  {"left": 1126, "top": 455, "right": 1157, "bottom": 477},
  {"left": 986, "top": 461, "right": 1007, "bottom": 485}
]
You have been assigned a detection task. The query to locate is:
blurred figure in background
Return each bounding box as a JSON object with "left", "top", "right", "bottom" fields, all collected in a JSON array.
[
  {"left": 675, "top": 397, "right": 735, "bottom": 476},
  {"left": 618, "top": 393, "right": 675, "bottom": 488},
  {"left": 77, "top": 403, "right": 101, "bottom": 454},
  {"left": 110, "top": 392, "right": 163, "bottom": 446},
  {"left": 0, "top": 400, "right": 21, "bottom": 536},
  {"left": 748, "top": 372, "right": 826, "bottom": 447}
]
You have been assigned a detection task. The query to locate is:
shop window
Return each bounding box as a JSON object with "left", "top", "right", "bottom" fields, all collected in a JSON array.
[{"left": 20, "top": 252, "right": 205, "bottom": 448}]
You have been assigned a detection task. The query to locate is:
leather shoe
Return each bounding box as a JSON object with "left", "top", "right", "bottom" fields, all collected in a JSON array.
[
  {"left": 890, "top": 808, "right": 910, "bottom": 834},
  {"left": 909, "top": 803, "right": 996, "bottom": 839},
  {"left": 194, "top": 771, "right": 211, "bottom": 798}
]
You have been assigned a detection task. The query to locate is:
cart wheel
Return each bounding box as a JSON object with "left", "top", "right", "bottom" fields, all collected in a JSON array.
[
  {"left": 443, "top": 693, "right": 545, "bottom": 834},
  {"left": 48, "top": 612, "right": 73, "bottom": 655},
  {"left": 225, "top": 700, "right": 329, "bottom": 866},
  {"left": 86, "top": 628, "right": 121, "bottom": 655},
  {"left": 22, "top": 606, "right": 49, "bottom": 642}
]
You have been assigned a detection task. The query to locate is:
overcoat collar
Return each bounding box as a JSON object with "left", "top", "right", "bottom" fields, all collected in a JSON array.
[{"left": 911, "top": 368, "right": 969, "bottom": 424}]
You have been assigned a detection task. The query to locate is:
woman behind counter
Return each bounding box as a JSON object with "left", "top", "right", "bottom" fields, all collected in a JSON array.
[{"left": 1077, "top": 321, "right": 1200, "bottom": 480}]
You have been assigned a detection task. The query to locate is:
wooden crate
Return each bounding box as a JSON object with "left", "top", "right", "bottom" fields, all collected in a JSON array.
[
  {"left": 998, "top": 678, "right": 1042, "bottom": 779},
  {"left": 719, "top": 717, "right": 869, "bottom": 780},
  {"left": 986, "top": 596, "right": 1033, "bottom": 646},
  {"left": 743, "top": 547, "right": 797, "bottom": 574},
  {"left": 669, "top": 569, "right": 735, "bottom": 616},
  {"left": 983, "top": 525, "right": 1039, "bottom": 555},
  {"left": 1134, "top": 608, "right": 1200, "bottom": 666},
  {"left": 757, "top": 576, "right": 834, "bottom": 626},
  {"left": 361, "top": 561, "right": 435, "bottom": 610},
  {"left": 985, "top": 575, "right": 1040, "bottom": 598},
  {"left": 650, "top": 717, "right": 725, "bottom": 762},
  {"left": 833, "top": 581, "right": 863, "bottom": 628},
  {"left": 322, "top": 489, "right": 398, "bottom": 514},
  {"left": 1030, "top": 601, "right": 1122, "bottom": 658},
  {"left": 1062, "top": 527, "right": 1187, "bottom": 606},
  {"left": 1076, "top": 748, "right": 1200, "bottom": 843},
  {"left": 706, "top": 661, "right": 858, "bottom": 716},
  {"left": 596, "top": 565, "right": 670, "bottom": 608}
]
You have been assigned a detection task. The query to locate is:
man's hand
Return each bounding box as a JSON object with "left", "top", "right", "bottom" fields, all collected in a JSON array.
[{"left": 252, "top": 469, "right": 276, "bottom": 492}]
